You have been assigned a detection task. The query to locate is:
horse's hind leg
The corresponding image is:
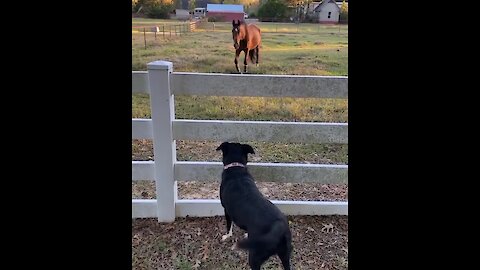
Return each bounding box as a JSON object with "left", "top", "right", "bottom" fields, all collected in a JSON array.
[
  {"left": 244, "top": 49, "right": 249, "bottom": 73},
  {"left": 249, "top": 50, "right": 256, "bottom": 65},
  {"left": 255, "top": 46, "right": 260, "bottom": 67}
]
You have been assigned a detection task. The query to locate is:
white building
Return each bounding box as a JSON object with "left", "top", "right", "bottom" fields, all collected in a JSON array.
[
  {"left": 172, "top": 9, "right": 191, "bottom": 20},
  {"left": 313, "top": 0, "right": 341, "bottom": 23},
  {"left": 193, "top": 8, "right": 206, "bottom": 18}
]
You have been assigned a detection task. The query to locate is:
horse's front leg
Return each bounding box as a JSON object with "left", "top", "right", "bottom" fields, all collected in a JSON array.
[
  {"left": 234, "top": 49, "right": 241, "bottom": 73},
  {"left": 244, "top": 49, "right": 249, "bottom": 73}
]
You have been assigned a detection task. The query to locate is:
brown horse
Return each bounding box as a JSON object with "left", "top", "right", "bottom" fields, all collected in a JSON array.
[{"left": 232, "top": 20, "right": 261, "bottom": 73}]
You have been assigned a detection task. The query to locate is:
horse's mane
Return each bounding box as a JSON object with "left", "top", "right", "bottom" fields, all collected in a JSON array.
[{"left": 238, "top": 21, "right": 248, "bottom": 39}]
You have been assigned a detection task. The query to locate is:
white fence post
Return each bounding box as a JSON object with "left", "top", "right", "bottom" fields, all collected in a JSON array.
[{"left": 147, "top": 60, "right": 176, "bottom": 222}]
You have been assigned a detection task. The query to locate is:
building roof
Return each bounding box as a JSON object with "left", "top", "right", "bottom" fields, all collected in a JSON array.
[
  {"left": 314, "top": 0, "right": 341, "bottom": 12},
  {"left": 206, "top": 4, "right": 244, "bottom": 13}
]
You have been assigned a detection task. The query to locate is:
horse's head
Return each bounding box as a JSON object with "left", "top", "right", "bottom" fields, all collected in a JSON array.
[{"left": 232, "top": 20, "right": 245, "bottom": 50}]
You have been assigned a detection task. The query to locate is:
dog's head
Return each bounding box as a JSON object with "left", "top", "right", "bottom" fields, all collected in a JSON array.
[{"left": 216, "top": 142, "right": 255, "bottom": 166}]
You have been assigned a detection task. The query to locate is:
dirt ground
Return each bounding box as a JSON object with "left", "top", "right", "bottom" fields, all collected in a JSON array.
[
  {"left": 132, "top": 140, "right": 348, "bottom": 269},
  {"left": 133, "top": 215, "right": 347, "bottom": 270}
]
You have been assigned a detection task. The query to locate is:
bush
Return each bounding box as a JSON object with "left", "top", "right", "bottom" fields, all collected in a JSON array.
[
  {"left": 304, "top": 14, "right": 316, "bottom": 23},
  {"left": 257, "top": 0, "right": 288, "bottom": 20},
  {"left": 207, "top": 16, "right": 223, "bottom": 22},
  {"left": 339, "top": 1, "right": 348, "bottom": 24},
  {"left": 248, "top": 12, "right": 256, "bottom": 18},
  {"left": 145, "top": 3, "right": 173, "bottom": 19},
  {"left": 133, "top": 0, "right": 173, "bottom": 19},
  {"left": 339, "top": 10, "right": 348, "bottom": 24}
]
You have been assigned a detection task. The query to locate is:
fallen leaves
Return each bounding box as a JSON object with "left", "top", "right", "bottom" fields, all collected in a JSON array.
[
  {"left": 133, "top": 216, "right": 348, "bottom": 269},
  {"left": 321, "top": 223, "right": 334, "bottom": 233}
]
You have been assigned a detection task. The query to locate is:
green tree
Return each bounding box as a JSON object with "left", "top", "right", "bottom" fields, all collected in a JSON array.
[
  {"left": 173, "top": 0, "right": 182, "bottom": 9},
  {"left": 135, "top": 0, "right": 174, "bottom": 18},
  {"left": 339, "top": 0, "right": 348, "bottom": 23},
  {"left": 282, "top": 0, "right": 298, "bottom": 7},
  {"left": 340, "top": 0, "right": 348, "bottom": 13},
  {"left": 132, "top": 0, "right": 138, "bottom": 12},
  {"left": 188, "top": 0, "right": 196, "bottom": 10},
  {"left": 257, "top": 0, "right": 288, "bottom": 20}
]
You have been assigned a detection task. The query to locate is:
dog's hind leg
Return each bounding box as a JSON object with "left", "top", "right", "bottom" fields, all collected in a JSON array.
[
  {"left": 277, "top": 240, "right": 292, "bottom": 270},
  {"left": 222, "top": 211, "right": 234, "bottom": 241},
  {"left": 278, "top": 254, "right": 291, "bottom": 270},
  {"left": 248, "top": 251, "right": 268, "bottom": 270}
]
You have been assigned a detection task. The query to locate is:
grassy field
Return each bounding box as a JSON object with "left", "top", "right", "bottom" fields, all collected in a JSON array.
[
  {"left": 132, "top": 17, "right": 348, "bottom": 178},
  {"left": 132, "top": 19, "right": 347, "bottom": 75},
  {"left": 132, "top": 19, "right": 348, "bottom": 161}
]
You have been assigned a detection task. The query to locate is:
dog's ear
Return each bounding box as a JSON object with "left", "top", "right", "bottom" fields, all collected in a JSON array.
[
  {"left": 216, "top": 142, "right": 229, "bottom": 152},
  {"left": 241, "top": 144, "right": 255, "bottom": 155},
  {"left": 232, "top": 20, "right": 236, "bottom": 27}
]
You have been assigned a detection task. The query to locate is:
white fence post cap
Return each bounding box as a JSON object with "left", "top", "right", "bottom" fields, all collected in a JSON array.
[{"left": 147, "top": 61, "right": 173, "bottom": 71}]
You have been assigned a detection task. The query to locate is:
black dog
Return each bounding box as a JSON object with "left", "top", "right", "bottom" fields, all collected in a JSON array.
[{"left": 217, "top": 142, "right": 292, "bottom": 270}]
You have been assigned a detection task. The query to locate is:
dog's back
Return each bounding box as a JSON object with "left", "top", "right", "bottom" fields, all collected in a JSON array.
[{"left": 217, "top": 142, "right": 292, "bottom": 270}]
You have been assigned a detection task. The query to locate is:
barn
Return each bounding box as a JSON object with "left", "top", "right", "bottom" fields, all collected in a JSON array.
[
  {"left": 206, "top": 4, "right": 245, "bottom": 22},
  {"left": 314, "top": 0, "right": 341, "bottom": 24}
]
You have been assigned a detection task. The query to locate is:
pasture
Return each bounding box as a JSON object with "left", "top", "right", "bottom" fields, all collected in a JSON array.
[
  {"left": 132, "top": 18, "right": 348, "bottom": 270},
  {"left": 132, "top": 19, "right": 347, "bottom": 75}
]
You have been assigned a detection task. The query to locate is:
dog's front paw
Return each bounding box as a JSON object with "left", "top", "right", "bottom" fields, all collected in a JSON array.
[
  {"left": 222, "top": 233, "right": 232, "bottom": 241},
  {"left": 243, "top": 233, "right": 248, "bottom": 239}
]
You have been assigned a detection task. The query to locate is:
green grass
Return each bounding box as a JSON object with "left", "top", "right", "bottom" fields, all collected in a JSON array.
[
  {"left": 157, "top": 240, "right": 167, "bottom": 252},
  {"left": 132, "top": 21, "right": 348, "bottom": 123},
  {"left": 257, "top": 22, "right": 347, "bottom": 34},
  {"left": 175, "top": 256, "right": 193, "bottom": 270},
  {"left": 133, "top": 94, "right": 347, "bottom": 123},
  {"left": 132, "top": 21, "right": 347, "bottom": 75}
]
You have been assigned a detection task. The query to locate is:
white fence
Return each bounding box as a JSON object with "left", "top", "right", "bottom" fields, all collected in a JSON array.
[{"left": 132, "top": 61, "right": 348, "bottom": 222}]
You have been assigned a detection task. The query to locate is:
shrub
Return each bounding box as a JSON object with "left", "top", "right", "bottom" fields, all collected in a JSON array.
[
  {"left": 339, "top": 10, "right": 348, "bottom": 24},
  {"left": 257, "top": 0, "right": 288, "bottom": 20},
  {"left": 133, "top": 0, "right": 174, "bottom": 19},
  {"left": 207, "top": 16, "right": 224, "bottom": 22},
  {"left": 145, "top": 3, "right": 173, "bottom": 19}
]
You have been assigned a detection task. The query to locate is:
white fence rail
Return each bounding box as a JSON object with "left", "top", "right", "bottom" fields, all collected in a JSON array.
[
  {"left": 132, "top": 161, "right": 348, "bottom": 184},
  {"left": 132, "top": 71, "right": 348, "bottom": 98},
  {"left": 132, "top": 119, "right": 347, "bottom": 143},
  {"left": 132, "top": 60, "right": 348, "bottom": 222}
]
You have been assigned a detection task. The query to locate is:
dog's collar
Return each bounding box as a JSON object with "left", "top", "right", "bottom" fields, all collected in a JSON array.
[{"left": 223, "top": 162, "right": 246, "bottom": 170}]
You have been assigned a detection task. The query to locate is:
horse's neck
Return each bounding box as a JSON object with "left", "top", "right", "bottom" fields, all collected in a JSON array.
[{"left": 242, "top": 25, "right": 249, "bottom": 41}]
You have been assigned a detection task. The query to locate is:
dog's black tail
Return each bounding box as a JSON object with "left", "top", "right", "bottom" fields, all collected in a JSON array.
[{"left": 236, "top": 221, "right": 287, "bottom": 250}]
